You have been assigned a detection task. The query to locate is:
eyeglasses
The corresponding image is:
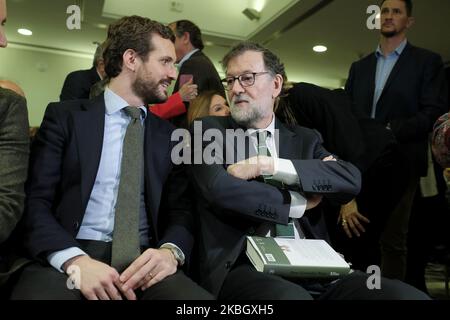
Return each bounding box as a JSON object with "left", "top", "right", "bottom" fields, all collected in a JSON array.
[{"left": 222, "top": 72, "right": 269, "bottom": 91}]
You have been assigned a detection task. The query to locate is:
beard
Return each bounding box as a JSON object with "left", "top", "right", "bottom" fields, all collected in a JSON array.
[
  {"left": 230, "top": 96, "right": 270, "bottom": 128},
  {"left": 381, "top": 29, "right": 397, "bottom": 38},
  {"left": 132, "top": 71, "right": 170, "bottom": 105},
  {"left": 381, "top": 22, "right": 401, "bottom": 38}
]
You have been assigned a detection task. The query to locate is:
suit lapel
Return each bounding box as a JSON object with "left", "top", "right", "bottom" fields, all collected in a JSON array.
[
  {"left": 365, "top": 54, "right": 378, "bottom": 116},
  {"left": 377, "top": 43, "right": 412, "bottom": 108},
  {"left": 383, "top": 43, "right": 412, "bottom": 94},
  {"left": 73, "top": 95, "right": 105, "bottom": 210},
  {"left": 275, "top": 119, "right": 299, "bottom": 159}
]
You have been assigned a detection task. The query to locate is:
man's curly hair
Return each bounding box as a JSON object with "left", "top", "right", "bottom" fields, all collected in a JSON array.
[{"left": 103, "top": 16, "right": 175, "bottom": 78}]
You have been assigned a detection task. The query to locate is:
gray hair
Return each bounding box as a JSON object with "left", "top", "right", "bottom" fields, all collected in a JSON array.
[
  {"left": 93, "top": 42, "right": 105, "bottom": 67},
  {"left": 221, "top": 42, "right": 285, "bottom": 78},
  {"left": 171, "top": 20, "right": 204, "bottom": 50}
]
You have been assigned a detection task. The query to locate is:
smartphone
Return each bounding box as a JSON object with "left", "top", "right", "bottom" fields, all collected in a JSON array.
[{"left": 179, "top": 74, "right": 194, "bottom": 87}]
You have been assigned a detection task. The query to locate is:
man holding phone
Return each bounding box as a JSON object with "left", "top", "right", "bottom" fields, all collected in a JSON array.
[{"left": 168, "top": 20, "right": 225, "bottom": 126}]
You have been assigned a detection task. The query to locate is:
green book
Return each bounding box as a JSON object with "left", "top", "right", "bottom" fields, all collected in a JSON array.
[{"left": 246, "top": 236, "right": 351, "bottom": 278}]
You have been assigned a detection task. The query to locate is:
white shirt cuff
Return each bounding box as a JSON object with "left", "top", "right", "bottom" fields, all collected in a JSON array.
[
  {"left": 47, "top": 247, "right": 87, "bottom": 273},
  {"left": 288, "top": 191, "right": 306, "bottom": 218},
  {"left": 273, "top": 158, "right": 300, "bottom": 186}
]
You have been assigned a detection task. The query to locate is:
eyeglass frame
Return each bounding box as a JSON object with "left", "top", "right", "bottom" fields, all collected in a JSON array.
[{"left": 221, "top": 72, "right": 270, "bottom": 91}]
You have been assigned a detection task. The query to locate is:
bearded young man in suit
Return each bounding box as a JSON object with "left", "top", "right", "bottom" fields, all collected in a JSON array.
[
  {"left": 188, "top": 41, "right": 429, "bottom": 300},
  {"left": 345, "top": 0, "right": 448, "bottom": 281},
  {"left": 11, "top": 15, "right": 212, "bottom": 300}
]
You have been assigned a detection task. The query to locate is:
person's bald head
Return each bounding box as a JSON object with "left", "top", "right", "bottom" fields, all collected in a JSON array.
[
  {"left": 0, "top": 80, "right": 25, "bottom": 97},
  {"left": 0, "top": 0, "right": 7, "bottom": 48}
]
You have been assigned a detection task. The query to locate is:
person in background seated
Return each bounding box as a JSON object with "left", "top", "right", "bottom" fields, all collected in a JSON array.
[
  {"left": 0, "top": 80, "right": 25, "bottom": 97},
  {"left": 0, "top": 86, "right": 29, "bottom": 248},
  {"left": 0, "top": 80, "right": 38, "bottom": 141},
  {"left": 187, "top": 90, "right": 230, "bottom": 126},
  {"left": 432, "top": 113, "right": 450, "bottom": 169},
  {"left": 432, "top": 65, "right": 450, "bottom": 171},
  {"left": 60, "top": 42, "right": 107, "bottom": 101},
  {"left": 0, "top": 0, "right": 31, "bottom": 297}
]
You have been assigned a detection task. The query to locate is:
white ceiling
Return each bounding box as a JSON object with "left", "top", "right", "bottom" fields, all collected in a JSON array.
[
  {"left": 4, "top": 0, "right": 450, "bottom": 88},
  {"left": 103, "top": 0, "right": 300, "bottom": 40}
]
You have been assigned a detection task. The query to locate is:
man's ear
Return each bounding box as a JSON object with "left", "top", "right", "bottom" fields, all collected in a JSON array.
[
  {"left": 182, "top": 31, "right": 190, "bottom": 45},
  {"left": 97, "top": 60, "right": 107, "bottom": 79},
  {"left": 407, "top": 16, "right": 415, "bottom": 29},
  {"left": 122, "top": 49, "right": 138, "bottom": 72},
  {"left": 272, "top": 74, "right": 283, "bottom": 99}
]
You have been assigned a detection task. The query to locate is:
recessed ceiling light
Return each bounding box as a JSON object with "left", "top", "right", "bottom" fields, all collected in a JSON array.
[
  {"left": 18, "top": 28, "right": 32, "bottom": 36},
  {"left": 313, "top": 45, "right": 327, "bottom": 53}
]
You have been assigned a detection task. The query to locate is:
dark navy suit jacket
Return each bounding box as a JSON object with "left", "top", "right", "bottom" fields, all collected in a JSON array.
[
  {"left": 60, "top": 66, "right": 101, "bottom": 101},
  {"left": 346, "top": 42, "right": 448, "bottom": 176},
  {"left": 189, "top": 116, "right": 361, "bottom": 296}
]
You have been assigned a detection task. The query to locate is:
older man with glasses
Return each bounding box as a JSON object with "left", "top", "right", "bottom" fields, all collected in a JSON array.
[{"left": 188, "top": 41, "right": 430, "bottom": 300}]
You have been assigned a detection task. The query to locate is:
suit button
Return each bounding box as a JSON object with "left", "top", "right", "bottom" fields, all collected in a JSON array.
[
  {"left": 73, "top": 221, "right": 80, "bottom": 230},
  {"left": 225, "top": 261, "right": 232, "bottom": 269}
]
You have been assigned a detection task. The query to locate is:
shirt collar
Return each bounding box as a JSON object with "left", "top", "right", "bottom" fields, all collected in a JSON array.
[
  {"left": 104, "top": 87, "right": 148, "bottom": 118},
  {"left": 375, "top": 39, "right": 407, "bottom": 57},
  {"left": 177, "top": 48, "right": 200, "bottom": 68},
  {"left": 247, "top": 113, "right": 276, "bottom": 137}
]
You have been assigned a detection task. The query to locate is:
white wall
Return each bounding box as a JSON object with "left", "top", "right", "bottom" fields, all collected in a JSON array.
[{"left": 0, "top": 46, "right": 93, "bottom": 126}]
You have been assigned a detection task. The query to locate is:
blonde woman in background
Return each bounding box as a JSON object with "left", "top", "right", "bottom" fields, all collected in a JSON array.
[{"left": 187, "top": 90, "right": 230, "bottom": 126}]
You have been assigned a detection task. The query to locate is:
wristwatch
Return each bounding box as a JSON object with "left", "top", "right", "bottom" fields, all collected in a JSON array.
[{"left": 160, "top": 243, "right": 185, "bottom": 266}]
